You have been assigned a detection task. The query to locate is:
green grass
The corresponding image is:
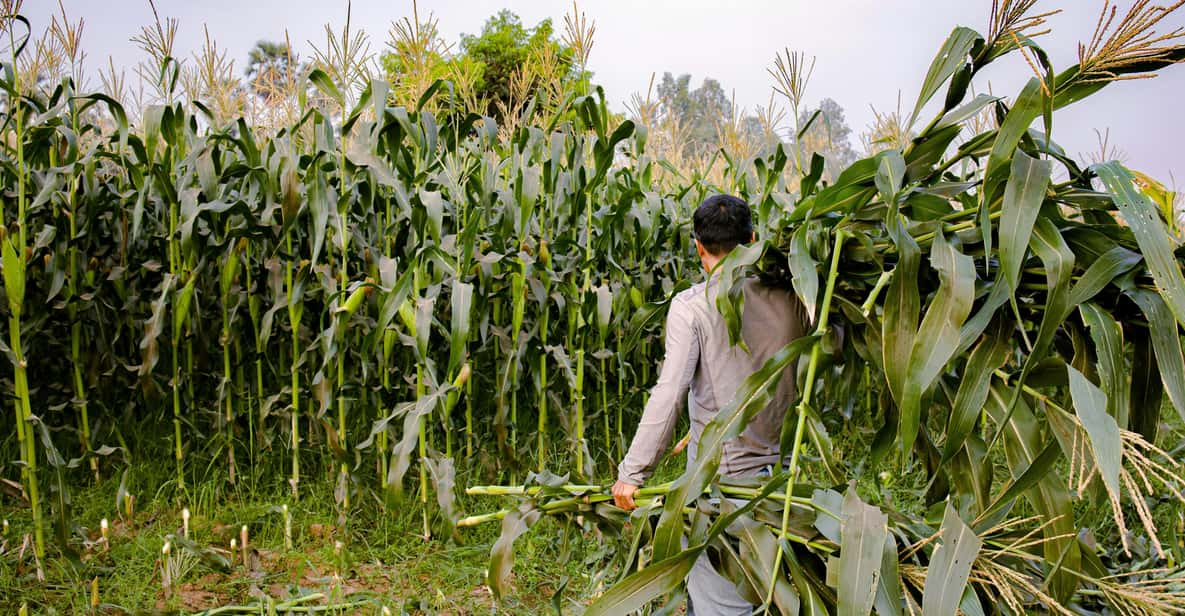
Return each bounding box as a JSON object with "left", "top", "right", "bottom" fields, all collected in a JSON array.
[{"left": 0, "top": 455, "right": 609, "bottom": 614}]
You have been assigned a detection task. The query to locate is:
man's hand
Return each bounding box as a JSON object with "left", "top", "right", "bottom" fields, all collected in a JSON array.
[{"left": 612, "top": 480, "right": 639, "bottom": 511}]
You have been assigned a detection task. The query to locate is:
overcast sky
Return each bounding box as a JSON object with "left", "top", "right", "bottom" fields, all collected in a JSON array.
[{"left": 24, "top": 0, "right": 1185, "bottom": 184}]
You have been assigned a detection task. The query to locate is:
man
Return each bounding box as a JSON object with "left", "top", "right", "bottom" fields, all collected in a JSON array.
[{"left": 612, "top": 194, "right": 811, "bottom": 615}]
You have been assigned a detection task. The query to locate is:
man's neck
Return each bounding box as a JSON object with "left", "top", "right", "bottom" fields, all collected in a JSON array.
[{"left": 701, "top": 253, "right": 724, "bottom": 275}]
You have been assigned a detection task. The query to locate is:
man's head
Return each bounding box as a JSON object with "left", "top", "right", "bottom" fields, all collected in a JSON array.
[{"left": 693, "top": 194, "right": 754, "bottom": 270}]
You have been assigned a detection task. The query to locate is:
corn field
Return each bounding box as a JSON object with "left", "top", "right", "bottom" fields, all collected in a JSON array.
[{"left": 4, "top": 0, "right": 1185, "bottom": 614}]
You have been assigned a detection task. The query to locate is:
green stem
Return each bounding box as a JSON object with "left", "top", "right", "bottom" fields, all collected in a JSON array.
[
  {"left": 172, "top": 337, "right": 184, "bottom": 495},
  {"left": 253, "top": 345, "right": 263, "bottom": 480},
  {"left": 574, "top": 347, "right": 585, "bottom": 477},
  {"left": 63, "top": 112, "right": 96, "bottom": 480},
  {"left": 465, "top": 375, "right": 473, "bottom": 462},
  {"left": 417, "top": 364, "right": 430, "bottom": 540},
  {"left": 616, "top": 332, "right": 625, "bottom": 461},
  {"left": 537, "top": 308, "right": 549, "bottom": 471},
  {"left": 10, "top": 315, "right": 44, "bottom": 560},
  {"left": 288, "top": 244, "right": 300, "bottom": 500},
  {"left": 765, "top": 228, "right": 847, "bottom": 608},
  {"left": 601, "top": 354, "right": 610, "bottom": 462},
  {"left": 380, "top": 343, "right": 390, "bottom": 500},
  {"left": 223, "top": 314, "right": 235, "bottom": 485},
  {"left": 861, "top": 270, "right": 893, "bottom": 316}
]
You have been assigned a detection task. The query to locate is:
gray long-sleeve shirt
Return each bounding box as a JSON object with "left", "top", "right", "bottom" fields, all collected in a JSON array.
[{"left": 617, "top": 276, "right": 812, "bottom": 486}]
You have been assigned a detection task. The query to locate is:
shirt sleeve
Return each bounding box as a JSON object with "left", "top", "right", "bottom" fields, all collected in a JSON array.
[{"left": 617, "top": 298, "right": 699, "bottom": 486}]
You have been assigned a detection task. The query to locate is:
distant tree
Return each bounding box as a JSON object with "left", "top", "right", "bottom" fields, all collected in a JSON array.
[
  {"left": 797, "top": 98, "right": 858, "bottom": 181},
  {"left": 245, "top": 40, "right": 301, "bottom": 101},
  {"left": 741, "top": 114, "right": 780, "bottom": 152},
  {"left": 381, "top": 10, "right": 585, "bottom": 120},
  {"left": 656, "top": 73, "right": 733, "bottom": 155},
  {"left": 459, "top": 10, "right": 579, "bottom": 119}
]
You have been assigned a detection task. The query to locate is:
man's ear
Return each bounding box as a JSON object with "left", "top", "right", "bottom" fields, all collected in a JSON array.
[
  {"left": 750, "top": 232, "right": 756, "bottom": 243},
  {"left": 695, "top": 239, "right": 706, "bottom": 257}
]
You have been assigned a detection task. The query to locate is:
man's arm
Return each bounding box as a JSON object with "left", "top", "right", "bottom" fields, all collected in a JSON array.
[{"left": 613, "top": 299, "right": 699, "bottom": 509}]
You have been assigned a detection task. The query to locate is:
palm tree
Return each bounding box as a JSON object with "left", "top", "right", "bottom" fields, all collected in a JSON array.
[{"left": 246, "top": 40, "right": 298, "bottom": 101}]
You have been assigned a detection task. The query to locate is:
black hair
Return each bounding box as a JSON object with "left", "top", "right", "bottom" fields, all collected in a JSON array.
[{"left": 692, "top": 194, "right": 753, "bottom": 256}]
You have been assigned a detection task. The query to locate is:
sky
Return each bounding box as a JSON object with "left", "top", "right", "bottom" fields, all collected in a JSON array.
[{"left": 23, "top": 0, "right": 1185, "bottom": 184}]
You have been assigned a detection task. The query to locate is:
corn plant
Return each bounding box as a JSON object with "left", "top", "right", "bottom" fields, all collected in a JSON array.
[{"left": 1, "top": 3, "right": 45, "bottom": 564}]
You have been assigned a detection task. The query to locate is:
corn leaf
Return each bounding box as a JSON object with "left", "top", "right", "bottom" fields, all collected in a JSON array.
[
  {"left": 837, "top": 488, "right": 888, "bottom": 616},
  {"left": 1095, "top": 161, "right": 1185, "bottom": 327},
  {"left": 1127, "top": 289, "right": 1185, "bottom": 422},
  {"left": 909, "top": 27, "right": 981, "bottom": 129},
  {"left": 999, "top": 151, "right": 1051, "bottom": 293},
  {"left": 1067, "top": 365, "right": 1123, "bottom": 507},
  {"left": 921, "top": 504, "right": 981, "bottom": 616}
]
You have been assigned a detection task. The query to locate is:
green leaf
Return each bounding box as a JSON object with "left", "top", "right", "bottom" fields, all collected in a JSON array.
[
  {"left": 921, "top": 504, "right": 981, "bottom": 616},
  {"left": 173, "top": 275, "right": 198, "bottom": 340},
  {"left": 874, "top": 150, "right": 906, "bottom": 204},
  {"left": 999, "top": 150, "right": 1051, "bottom": 293},
  {"left": 1017, "top": 218, "right": 1074, "bottom": 384},
  {"left": 724, "top": 513, "right": 800, "bottom": 614},
  {"left": 595, "top": 284, "right": 612, "bottom": 340},
  {"left": 388, "top": 386, "right": 451, "bottom": 499},
  {"left": 934, "top": 93, "right": 1001, "bottom": 130},
  {"left": 873, "top": 534, "right": 904, "bottom": 616},
  {"left": 447, "top": 281, "right": 474, "bottom": 377},
  {"left": 1065, "top": 246, "right": 1141, "bottom": 307},
  {"left": 413, "top": 296, "right": 435, "bottom": 359},
  {"left": 307, "top": 68, "right": 345, "bottom": 107},
  {"left": 583, "top": 550, "right": 701, "bottom": 616},
  {"left": 838, "top": 488, "right": 889, "bottom": 616},
  {"left": 488, "top": 503, "right": 543, "bottom": 600},
  {"left": 812, "top": 488, "right": 844, "bottom": 543},
  {"left": 942, "top": 322, "right": 1012, "bottom": 462},
  {"left": 307, "top": 168, "right": 330, "bottom": 266},
  {"left": 419, "top": 189, "right": 445, "bottom": 242},
  {"left": 709, "top": 241, "right": 767, "bottom": 351},
  {"left": 1, "top": 236, "right": 24, "bottom": 312},
  {"left": 984, "top": 383, "right": 1079, "bottom": 602},
  {"left": 789, "top": 225, "right": 820, "bottom": 322},
  {"left": 1080, "top": 303, "right": 1129, "bottom": 428},
  {"left": 592, "top": 120, "right": 634, "bottom": 185},
  {"left": 1095, "top": 161, "right": 1185, "bottom": 328},
  {"left": 1128, "top": 325, "right": 1164, "bottom": 442},
  {"left": 909, "top": 27, "right": 981, "bottom": 128},
  {"left": 974, "top": 438, "right": 1061, "bottom": 531},
  {"left": 983, "top": 78, "right": 1044, "bottom": 202},
  {"left": 882, "top": 215, "right": 921, "bottom": 422},
  {"left": 621, "top": 280, "right": 692, "bottom": 357},
  {"left": 900, "top": 232, "right": 976, "bottom": 455},
  {"left": 598, "top": 472, "right": 791, "bottom": 615},
  {"left": 1127, "top": 290, "right": 1185, "bottom": 423},
  {"left": 1067, "top": 364, "right": 1123, "bottom": 508}
]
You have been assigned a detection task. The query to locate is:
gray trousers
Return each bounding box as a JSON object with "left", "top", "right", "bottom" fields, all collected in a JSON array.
[
  {"left": 687, "top": 466, "right": 782, "bottom": 615},
  {"left": 687, "top": 551, "right": 753, "bottom": 615}
]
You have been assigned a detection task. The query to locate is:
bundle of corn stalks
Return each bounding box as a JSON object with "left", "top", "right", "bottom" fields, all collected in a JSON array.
[{"left": 463, "top": 474, "right": 1185, "bottom": 614}]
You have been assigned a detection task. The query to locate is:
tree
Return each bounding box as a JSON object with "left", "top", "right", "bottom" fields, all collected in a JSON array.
[
  {"left": 796, "top": 98, "right": 857, "bottom": 181},
  {"left": 656, "top": 72, "right": 733, "bottom": 156},
  {"left": 381, "top": 9, "right": 585, "bottom": 121},
  {"left": 245, "top": 40, "right": 301, "bottom": 101},
  {"left": 460, "top": 10, "right": 579, "bottom": 119}
]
